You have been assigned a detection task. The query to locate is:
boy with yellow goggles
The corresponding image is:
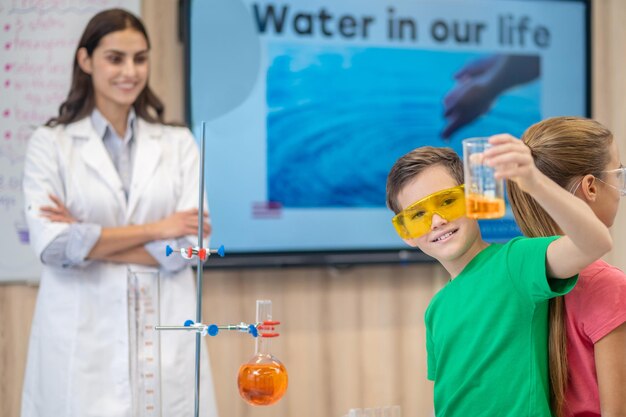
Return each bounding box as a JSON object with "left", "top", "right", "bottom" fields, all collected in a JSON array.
[{"left": 391, "top": 184, "right": 466, "bottom": 239}]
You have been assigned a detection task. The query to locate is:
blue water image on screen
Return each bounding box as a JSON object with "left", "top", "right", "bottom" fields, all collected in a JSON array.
[{"left": 267, "top": 45, "right": 541, "bottom": 210}]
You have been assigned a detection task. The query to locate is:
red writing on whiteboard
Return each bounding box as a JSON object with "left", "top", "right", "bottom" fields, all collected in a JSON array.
[
  {"left": 13, "top": 37, "right": 75, "bottom": 50},
  {"left": 15, "top": 107, "right": 50, "bottom": 123}
]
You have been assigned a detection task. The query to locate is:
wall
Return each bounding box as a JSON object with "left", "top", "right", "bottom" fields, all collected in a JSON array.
[
  {"left": 2, "top": 1, "right": 625, "bottom": 417},
  {"left": 592, "top": 0, "right": 626, "bottom": 272}
]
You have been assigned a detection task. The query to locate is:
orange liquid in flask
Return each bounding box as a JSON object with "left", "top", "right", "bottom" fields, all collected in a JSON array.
[
  {"left": 237, "top": 357, "right": 288, "bottom": 406},
  {"left": 238, "top": 300, "right": 288, "bottom": 406},
  {"left": 466, "top": 194, "right": 505, "bottom": 219}
]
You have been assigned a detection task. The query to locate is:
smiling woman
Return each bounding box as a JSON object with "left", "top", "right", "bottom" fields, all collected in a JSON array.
[
  {"left": 76, "top": 28, "right": 150, "bottom": 134},
  {"left": 21, "top": 8, "right": 219, "bottom": 417},
  {"left": 45, "top": 10, "right": 164, "bottom": 131}
]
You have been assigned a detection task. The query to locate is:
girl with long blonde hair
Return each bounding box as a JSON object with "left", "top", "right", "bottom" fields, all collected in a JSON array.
[{"left": 508, "top": 116, "right": 626, "bottom": 417}]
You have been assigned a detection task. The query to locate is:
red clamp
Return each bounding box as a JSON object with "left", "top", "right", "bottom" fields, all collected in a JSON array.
[{"left": 258, "top": 320, "right": 281, "bottom": 338}]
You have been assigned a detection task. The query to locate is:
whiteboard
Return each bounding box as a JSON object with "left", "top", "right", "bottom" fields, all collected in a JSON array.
[{"left": 0, "top": 0, "right": 141, "bottom": 282}]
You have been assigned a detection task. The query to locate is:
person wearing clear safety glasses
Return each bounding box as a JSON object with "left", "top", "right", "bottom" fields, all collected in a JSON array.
[
  {"left": 386, "top": 138, "right": 612, "bottom": 416},
  {"left": 508, "top": 117, "right": 626, "bottom": 417}
]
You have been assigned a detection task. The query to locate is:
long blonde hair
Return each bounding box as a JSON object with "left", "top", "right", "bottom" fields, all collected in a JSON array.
[{"left": 507, "top": 116, "right": 613, "bottom": 417}]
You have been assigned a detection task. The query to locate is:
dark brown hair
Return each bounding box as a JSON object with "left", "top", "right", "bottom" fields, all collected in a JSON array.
[
  {"left": 46, "top": 8, "right": 165, "bottom": 126},
  {"left": 507, "top": 116, "right": 613, "bottom": 417},
  {"left": 386, "top": 146, "right": 464, "bottom": 213}
]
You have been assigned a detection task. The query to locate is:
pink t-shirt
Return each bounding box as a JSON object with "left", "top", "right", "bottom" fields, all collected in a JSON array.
[{"left": 563, "top": 259, "right": 626, "bottom": 417}]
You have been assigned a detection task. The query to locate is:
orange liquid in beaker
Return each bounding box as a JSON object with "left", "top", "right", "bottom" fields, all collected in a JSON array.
[
  {"left": 466, "top": 194, "right": 506, "bottom": 219},
  {"left": 237, "top": 360, "right": 288, "bottom": 406}
]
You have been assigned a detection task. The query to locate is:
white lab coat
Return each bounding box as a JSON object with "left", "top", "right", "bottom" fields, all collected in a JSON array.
[{"left": 21, "top": 116, "right": 219, "bottom": 417}]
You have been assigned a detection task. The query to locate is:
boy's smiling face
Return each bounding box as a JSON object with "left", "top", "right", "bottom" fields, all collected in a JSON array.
[{"left": 397, "top": 164, "right": 483, "bottom": 267}]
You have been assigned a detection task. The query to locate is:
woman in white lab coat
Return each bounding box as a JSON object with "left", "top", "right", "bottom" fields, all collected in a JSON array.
[{"left": 21, "top": 9, "right": 219, "bottom": 417}]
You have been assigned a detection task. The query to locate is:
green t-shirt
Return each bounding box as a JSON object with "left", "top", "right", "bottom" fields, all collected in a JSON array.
[{"left": 425, "top": 236, "right": 577, "bottom": 417}]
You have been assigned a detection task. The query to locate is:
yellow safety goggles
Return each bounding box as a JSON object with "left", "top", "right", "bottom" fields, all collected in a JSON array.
[{"left": 392, "top": 185, "right": 466, "bottom": 239}]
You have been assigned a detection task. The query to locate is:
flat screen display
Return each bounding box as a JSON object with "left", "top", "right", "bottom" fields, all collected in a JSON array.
[{"left": 185, "top": 0, "right": 589, "bottom": 267}]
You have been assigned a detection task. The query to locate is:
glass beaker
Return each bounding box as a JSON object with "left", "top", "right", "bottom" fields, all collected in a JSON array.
[
  {"left": 462, "top": 137, "right": 506, "bottom": 219},
  {"left": 128, "top": 268, "right": 162, "bottom": 417},
  {"left": 237, "top": 300, "right": 288, "bottom": 406}
]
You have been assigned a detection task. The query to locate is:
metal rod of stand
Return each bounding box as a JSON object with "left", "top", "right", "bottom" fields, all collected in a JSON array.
[{"left": 193, "top": 122, "right": 207, "bottom": 417}]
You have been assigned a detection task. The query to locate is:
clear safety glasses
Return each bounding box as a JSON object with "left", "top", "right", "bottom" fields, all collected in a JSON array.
[
  {"left": 569, "top": 167, "right": 626, "bottom": 197},
  {"left": 392, "top": 185, "right": 466, "bottom": 239},
  {"left": 600, "top": 167, "right": 626, "bottom": 196}
]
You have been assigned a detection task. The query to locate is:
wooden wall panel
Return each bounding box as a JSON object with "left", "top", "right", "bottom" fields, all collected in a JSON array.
[
  {"left": 0, "top": 284, "right": 38, "bottom": 417},
  {"left": 141, "top": 0, "right": 186, "bottom": 124},
  {"left": 200, "top": 264, "right": 445, "bottom": 417},
  {"left": 592, "top": 0, "right": 626, "bottom": 272}
]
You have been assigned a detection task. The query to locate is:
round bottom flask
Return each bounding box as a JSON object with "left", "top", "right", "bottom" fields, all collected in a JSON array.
[{"left": 237, "top": 300, "right": 288, "bottom": 406}]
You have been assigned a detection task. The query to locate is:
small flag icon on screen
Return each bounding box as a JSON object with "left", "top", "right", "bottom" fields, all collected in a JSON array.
[{"left": 252, "top": 201, "right": 282, "bottom": 219}]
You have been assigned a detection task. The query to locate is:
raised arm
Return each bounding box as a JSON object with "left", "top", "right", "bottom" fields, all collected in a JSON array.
[{"left": 483, "top": 134, "right": 612, "bottom": 278}]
